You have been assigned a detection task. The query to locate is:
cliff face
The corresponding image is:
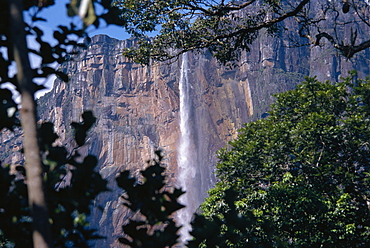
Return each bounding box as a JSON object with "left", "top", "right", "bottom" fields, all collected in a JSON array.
[
  {"left": 1, "top": 23, "right": 370, "bottom": 246},
  {"left": 36, "top": 35, "right": 266, "bottom": 246}
]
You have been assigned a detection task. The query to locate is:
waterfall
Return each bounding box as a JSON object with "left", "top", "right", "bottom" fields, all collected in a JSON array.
[{"left": 177, "top": 52, "right": 197, "bottom": 243}]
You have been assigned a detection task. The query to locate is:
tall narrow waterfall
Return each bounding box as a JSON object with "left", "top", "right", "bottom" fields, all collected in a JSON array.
[{"left": 177, "top": 53, "right": 197, "bottom": 242}]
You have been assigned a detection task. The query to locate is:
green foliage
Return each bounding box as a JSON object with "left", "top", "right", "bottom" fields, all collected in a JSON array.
[
  {"left": 0, "top": 111, "right": 109, "bottom": 248},
  {"left": 202, "top": 73, "right": 370, "bottom": 247},
  {"left": 189, "top": 188, "right": 279, "bottom": 248},
  {"left": 116, "top": 150, "right": 184, "bottom": 248}
]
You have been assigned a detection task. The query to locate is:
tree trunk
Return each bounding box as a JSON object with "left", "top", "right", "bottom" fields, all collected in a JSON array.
[{"left": 8, "top": 0, "right": 53, "bottom": 247}]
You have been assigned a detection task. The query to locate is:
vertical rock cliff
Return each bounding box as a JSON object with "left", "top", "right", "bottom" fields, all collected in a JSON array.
[{"left": 1, "top": 23, "right": 369, "bottom": 247}]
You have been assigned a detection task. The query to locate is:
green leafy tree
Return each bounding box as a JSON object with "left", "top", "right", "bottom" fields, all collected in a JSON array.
[
  {"left": 114, "top": 0, "right": 370, "bottom": 64},
  {"left": 200, "top": 73, "right": 370, "bottom": 247}
]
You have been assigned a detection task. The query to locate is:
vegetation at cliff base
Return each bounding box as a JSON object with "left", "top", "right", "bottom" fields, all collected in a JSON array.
[{"left": 200, "top": 73, "right": 370, "bottom": 247}]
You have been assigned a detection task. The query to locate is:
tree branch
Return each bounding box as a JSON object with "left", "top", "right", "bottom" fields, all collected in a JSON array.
[
  {"left": 315, "top": 32, "right": 370, "bottom": 58},
  {"left": 215, "top": 0, "right": 310, "bottom": 40}
]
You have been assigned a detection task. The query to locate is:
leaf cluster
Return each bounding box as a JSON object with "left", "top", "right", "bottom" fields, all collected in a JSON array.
[
  {"left": 116, "top": 150, "right": 185, "bottom": 248},
  {"left": 189, "top": 188, "right": 279, "bottom": 248},
  {"left": 0, "top": 111, "right": 109, "bottom": 248}
]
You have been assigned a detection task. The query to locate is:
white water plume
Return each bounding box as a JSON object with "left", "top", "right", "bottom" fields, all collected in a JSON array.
[{"left": 177, "top": 52, "right": 197, "bottom": 243}]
